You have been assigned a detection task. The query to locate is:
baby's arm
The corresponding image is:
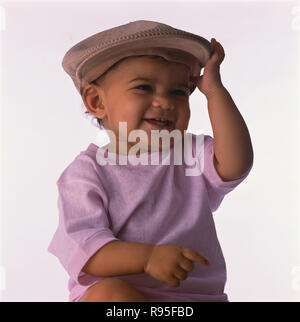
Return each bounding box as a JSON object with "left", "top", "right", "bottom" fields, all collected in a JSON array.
[
  {"left": 192, "top": 39, "right": 253, "bottom": 182},
  {"left": 82, "top": 241, "right": 209, "bottom": 287},
  {"left": 206, "top": 86, "right": 254, "bottom": 181},
  {"left": 82, "top": 241, "right": 154, "bottom": 277}
]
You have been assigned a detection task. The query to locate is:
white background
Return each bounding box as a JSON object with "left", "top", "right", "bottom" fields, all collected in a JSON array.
[{"left": 1, "top": 0, "right": 300, "bottom": 301}]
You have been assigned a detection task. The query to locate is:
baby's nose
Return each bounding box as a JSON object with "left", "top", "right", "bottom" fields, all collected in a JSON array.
[{"left": 152, "top": 96, "right": 175, "bottom": 110}]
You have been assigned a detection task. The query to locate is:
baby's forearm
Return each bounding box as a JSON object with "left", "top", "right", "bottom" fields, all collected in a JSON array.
[
  {"left": 206, "top": 86, "right": 254, "bottom": 181},
  {"left": 82, "top": 240, "right": 154, "bottom": 277}
]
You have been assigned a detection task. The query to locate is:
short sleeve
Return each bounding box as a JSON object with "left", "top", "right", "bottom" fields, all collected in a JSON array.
[
  {"left": 47, "top": 154, "right": 120, "bottom": 285},
  {"left": 200, "top": 134, "right": 253, "bottom": 212}
]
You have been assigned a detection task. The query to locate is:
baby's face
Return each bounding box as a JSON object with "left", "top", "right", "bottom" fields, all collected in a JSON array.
[{"left": 85, "top": 56, "right": 192, "bottom": 153}]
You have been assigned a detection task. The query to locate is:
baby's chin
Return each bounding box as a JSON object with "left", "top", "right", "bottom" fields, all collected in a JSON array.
[{"left": 104, "top": 125, "right": 185, "bottom": 155}]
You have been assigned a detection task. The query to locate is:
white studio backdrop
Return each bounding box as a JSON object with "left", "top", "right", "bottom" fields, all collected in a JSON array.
[{"left": 1, "top": 0, "right": 300, "bottom": 301}]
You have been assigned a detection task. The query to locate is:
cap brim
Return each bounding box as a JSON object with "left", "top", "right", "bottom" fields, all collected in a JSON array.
[{"left": 77, "top": 37, "right": 212, "bottom": 94}]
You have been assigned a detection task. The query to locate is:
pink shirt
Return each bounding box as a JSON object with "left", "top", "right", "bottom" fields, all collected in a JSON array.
[{"left": 48, "top": 133, "right": 253, "bottom": 302}]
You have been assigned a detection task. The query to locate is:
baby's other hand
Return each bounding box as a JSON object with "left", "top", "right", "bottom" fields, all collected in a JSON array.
[{"left": 144, "top": 244, "right": 210, "bottom": 288}]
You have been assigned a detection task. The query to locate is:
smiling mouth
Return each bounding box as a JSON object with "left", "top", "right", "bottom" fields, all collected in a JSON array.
[{"left": 143, "top": 119, "right": 173, "bottom": 129}]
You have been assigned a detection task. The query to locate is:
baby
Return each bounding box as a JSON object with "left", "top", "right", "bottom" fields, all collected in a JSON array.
[{"left": 48, "top": 20, "right": 254, "bottom": 302}]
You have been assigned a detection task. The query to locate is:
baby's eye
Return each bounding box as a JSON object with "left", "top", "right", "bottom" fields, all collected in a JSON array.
[
  {"left": 136, "top": 85, "right": 151, "bottom": 91},
  {"left": 135, "top": 85, "right": 187, "bottom": 96},
  {"left": 173, "top": 89, "right": 188, "bottom": 96}
]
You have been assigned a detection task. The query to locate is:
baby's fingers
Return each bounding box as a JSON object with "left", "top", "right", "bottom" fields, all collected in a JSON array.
[{"left": 181, "top": 248, "right": 210, "bottom": 267}]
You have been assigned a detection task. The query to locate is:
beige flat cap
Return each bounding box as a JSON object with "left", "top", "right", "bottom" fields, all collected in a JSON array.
[{"left": 62, "top": 20, "right": 212, "bottom": 96}]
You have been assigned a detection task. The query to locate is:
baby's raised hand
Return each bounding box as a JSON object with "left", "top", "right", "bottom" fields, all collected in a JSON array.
[
  {"left": 143, "top": 244, "right": 210, "bottom": 288},
  {"left": 190, "top": 38, "right": 225, "bottom": 98}
]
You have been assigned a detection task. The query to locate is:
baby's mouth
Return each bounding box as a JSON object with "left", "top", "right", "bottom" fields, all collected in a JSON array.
[{"left": 143, "top": 118, "right": 173, "bottom": 129}]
